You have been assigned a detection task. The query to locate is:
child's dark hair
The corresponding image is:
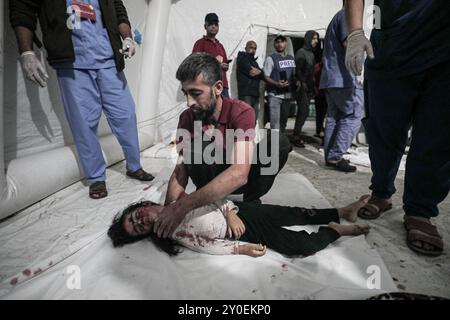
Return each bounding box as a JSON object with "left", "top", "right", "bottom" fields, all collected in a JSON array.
[{"left": 107, "top": 201, "right": 181, "bottom": 256}]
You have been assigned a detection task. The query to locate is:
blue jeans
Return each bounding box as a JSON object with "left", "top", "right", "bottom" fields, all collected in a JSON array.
[{"left": 365, "top": 60, "right": 450, "bottom": 218}]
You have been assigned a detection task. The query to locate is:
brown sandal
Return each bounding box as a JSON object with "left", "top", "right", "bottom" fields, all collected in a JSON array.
[
  {"left": 357, "top": 196, "right": 392, "bottom": 220},
  {"left": 89, "top": 181, "right": 108, "bottom": 199},
  {"left": 126, "top": 168, "right": 155, "bottom": 181},
  {"left": 404, "top": 216, "right": 443, "bottom": 257}
]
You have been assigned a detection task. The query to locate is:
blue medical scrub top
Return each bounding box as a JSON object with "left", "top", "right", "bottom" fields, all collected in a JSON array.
[
  {"left": 54, "top": 0, "right": 116, "bottom": 69},
  {"left": 366, "top": 0, "right": 450, "bottom": 79},
  {"left": 320, "top": 9, "right": 359, "bottom": 90}
]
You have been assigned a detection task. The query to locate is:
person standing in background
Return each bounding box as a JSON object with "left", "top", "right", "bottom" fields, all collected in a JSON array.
[
  {"left": 291, "top": 30, "right": 320, "bottom": 148},
  {"left": 236, "top": 40, "right": 265, "bottom": 120},
  {"left": 263, "top": 35, "right": 296, "bottom": 134},
  {"left": 345, "top": 0, "right": 450, "bottom": 256},
  {"left": 10, "top": 0, "right": 155, "bottom": 200},
  {"left": 320, "top": 7, "right": 363, "bottom": 173},
  {"left": 192, "top": 13, "right": 230, "bottom": 98}
]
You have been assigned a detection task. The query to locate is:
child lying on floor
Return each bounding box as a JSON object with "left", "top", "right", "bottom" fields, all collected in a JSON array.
[{"left": 108, "top": 197, "right": 370, "bottom": 257}]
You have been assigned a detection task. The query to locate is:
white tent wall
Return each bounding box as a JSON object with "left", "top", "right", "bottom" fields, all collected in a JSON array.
[
  {"left": 0, "top": 0, "right": 169, "bottom": 219},
  {"left": 156, "top": 0, "right": 374, "bottom": 143}
]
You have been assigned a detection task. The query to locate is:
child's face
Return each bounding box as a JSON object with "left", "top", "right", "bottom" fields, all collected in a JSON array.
[{"left": 123, "top": 203, "right": 160, "bottom": 237}]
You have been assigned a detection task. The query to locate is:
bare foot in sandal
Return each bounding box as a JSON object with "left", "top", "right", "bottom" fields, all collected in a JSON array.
[
  {"left": 328, "top": 222, "right": 371, "bottom": 236},
  {"left": 404, "top": 216, "right": 443, "bottom": 257},
  {"left": 338, "top": 195, "right": 370, "bottom": 222},
  {"left": 89, "top": 181, "right": 108, "bottom": 199},
  {"left": 358, "top": 196, "right": 392, "bottom": 220}
]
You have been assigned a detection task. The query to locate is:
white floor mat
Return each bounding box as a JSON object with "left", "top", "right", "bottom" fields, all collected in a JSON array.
[{"left": 0, "top": 162, "right": 396, "bottom": 299}]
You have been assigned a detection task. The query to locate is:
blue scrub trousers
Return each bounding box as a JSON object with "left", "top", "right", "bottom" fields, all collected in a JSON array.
[
  {"left": 324, "top": 87, "right": 363, "bottom": 162},
  {"left": 56, "top": 67, "right": 142, "bottom": 184},
  {"left": 364, "top": 60, "right": 450, "bottom": 218}
]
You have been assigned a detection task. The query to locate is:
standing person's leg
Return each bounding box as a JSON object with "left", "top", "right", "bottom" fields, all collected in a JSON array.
[
  {"left": 326, "top": 88, "right": 363, "bottom": 162},
  {"left": 239, "top": 96, "right": 259, "bottom": 120},
  {"left": 269, "top": 96, "right": 282, "bottom": 130},
  {"left": 96, "top": 68, "right": 142, "bottom": 172},
  {"left": 402, "top": 61, "right": 450, "bottom": 256},
  {"left": 324, "top": 89, "right": 339, "bottom": 162},
  {"left": 315, "top": 94, "right": 327, "bottom": 135},
  {"left": 358, "top": 76, "right": 417, "bottom": 219},
  {"left": 293, "top": 89, "right": 310, "bottom": 136},
  {"left": 56, "top": 69, "right": 106, "bottom": 185},
  {"left": 279, "top": 99, "right": 291, "bottom": 133}
]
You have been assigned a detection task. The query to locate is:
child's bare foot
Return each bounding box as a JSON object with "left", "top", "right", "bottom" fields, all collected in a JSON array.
[
  {"left": 328, "top": 222, "right": 371, "bottom": 236},
  {"left": 338, "top": 195, "right": 370, "bottom": 222}
]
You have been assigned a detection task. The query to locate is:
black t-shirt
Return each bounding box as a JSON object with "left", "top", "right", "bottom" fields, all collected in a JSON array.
[{"left": 366, "top": 0, "right": 450, "bottom": 79}]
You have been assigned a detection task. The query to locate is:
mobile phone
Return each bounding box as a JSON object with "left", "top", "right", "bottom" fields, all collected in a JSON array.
[
  {"left": 227, "top": 59, "right": 233, "bottom": 63},
  {"left": 280, "top": 70, "right": 287, "bottom": 81}
]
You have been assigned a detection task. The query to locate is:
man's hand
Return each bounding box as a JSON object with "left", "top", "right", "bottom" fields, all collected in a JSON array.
[
  {"left": 249, "top": 67, "right": 262, "bottom": 77},
  {"left": 277, "top": 80, "right": 289, "bottom": 88},
  {"left": 153, "top": 202, "right": 188, "bottom": 238},
  {"left": 20, "top": 51, "right": 49, "bottom": 87},
  {"left": 345, "top": 29, "right": 374, "bottom": 76},
  {"left": 239, "top": 243, "right": 267, "bottom": 257},
  {"left": 221, "top": 63, "right": 229, "bottom": 71},
  {"left": 119, "top": 37, "right": 136, "bottom": 59},
  {"left": 226, "top": 208, "right": 245, "bottom": 239}
]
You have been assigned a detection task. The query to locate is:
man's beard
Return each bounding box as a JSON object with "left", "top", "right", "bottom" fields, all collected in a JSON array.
[{"left": 191, "top": 91, "right": 218, "bottom": 125}]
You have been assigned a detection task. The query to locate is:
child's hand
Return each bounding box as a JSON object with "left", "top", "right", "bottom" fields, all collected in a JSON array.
[
  {"left": 225, "top": 207, "right": 246, "bottom": 239},
  {"left": 239, "top": 243, "right": 267, "bottom": 257}
]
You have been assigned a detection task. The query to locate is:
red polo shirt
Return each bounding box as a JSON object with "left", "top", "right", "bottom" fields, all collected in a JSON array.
[
  {"left": 192, "top": 36, "right": 229, "bottom": 89},
  {"left": 176, "top": 97, "right": 256, "bottom": 155}
]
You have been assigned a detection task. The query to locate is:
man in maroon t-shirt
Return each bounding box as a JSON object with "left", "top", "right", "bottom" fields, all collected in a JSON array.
[
  {"left": 153, "top": 53, "right": 292, "bottom": 238},
  {"left": 192, "top": 13, "right": 230, "bottom": 98}
]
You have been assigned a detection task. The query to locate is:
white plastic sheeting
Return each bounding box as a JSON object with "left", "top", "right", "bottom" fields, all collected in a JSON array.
[{"left": 0, "top": 167, "right": 396, "bottom": 299}]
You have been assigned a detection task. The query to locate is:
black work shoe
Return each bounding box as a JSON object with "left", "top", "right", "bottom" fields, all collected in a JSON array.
[
  {"left": 126, "top": 168, "right": 155, "bottom": 181},
  {"left": 326, "top": 159, "right": 357, "bottom": 173}
]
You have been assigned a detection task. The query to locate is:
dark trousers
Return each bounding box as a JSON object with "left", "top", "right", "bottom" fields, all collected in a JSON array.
[
  {"left": 365, "top": 60, "right": 450, "bottom": 218},
  {"left": 236, "top": 202, "right": 340, "bottom": 256},
  {"left": 184, "top": 131, "right": 293, "bottom": 201},
  {"left": 239, "top": 95, "right": 259, "bottom": 120},
  {"left": 315, "top": 94, "right": 328, "bottom": 135},
  {"left": 294, "top": 89, "right": 311, "bottom": 136}
]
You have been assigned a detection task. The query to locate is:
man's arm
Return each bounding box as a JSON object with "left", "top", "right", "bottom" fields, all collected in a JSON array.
[
  {"left": 114, "top": 0, "right": 131, "bottom": 29},
  {"left": 175, "top": 140, "right": 253, "bottom": 213},
  {"left": 10, "top": 0, "right": 41, "bottom": 53},
  {"left": 155, "top": 140, "right": 254, "bottom": 238},
  {"left": 164, "top": 161, "right": 189, "bottom": 205},
  {"left": 13, "top": 26, "right": 34, "bottom": 54},
  {"left": 10, "top": 1, "right": 48, "bottom": 87},
  {"left": 345, "top": 0, "right": 364, "bottom": 33},
  {"left": 114, "top": 1, "right": 135, "bottom": 58}
]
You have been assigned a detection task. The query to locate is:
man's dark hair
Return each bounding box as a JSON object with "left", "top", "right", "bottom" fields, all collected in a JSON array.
[
  {"left": 274, "top": 35, "right": 287, "bottom": 42},
  {"left": 107, "top": 201, "right": 181, "bottom": 256},
  {"left": 176, "top": 53, "right": 222, "bottom": 86}
]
